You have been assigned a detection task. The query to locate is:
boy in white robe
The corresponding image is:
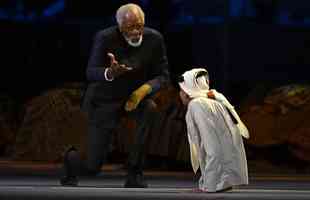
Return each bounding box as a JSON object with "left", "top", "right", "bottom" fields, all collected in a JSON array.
[{"left": 178, "top": 68, "right": 249, "bottom": 192}]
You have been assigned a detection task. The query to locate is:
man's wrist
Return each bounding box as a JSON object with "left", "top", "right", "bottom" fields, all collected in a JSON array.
[{"left": 104, "top": 68, "right": 114, "bottom": 81}]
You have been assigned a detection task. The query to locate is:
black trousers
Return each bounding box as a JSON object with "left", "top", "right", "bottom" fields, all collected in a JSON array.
[{"left": 80, "top": 98, "right": 157, "bottom": 176}]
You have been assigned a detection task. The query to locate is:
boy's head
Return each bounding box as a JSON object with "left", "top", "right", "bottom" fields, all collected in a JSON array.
[{"left": 178, "top": 68, "right": 210, "bottom": 105}]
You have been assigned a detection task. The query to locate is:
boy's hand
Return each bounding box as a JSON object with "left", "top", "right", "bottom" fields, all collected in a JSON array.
[{"left": 207, "top": 90, "right": 215, "bottom": 99}]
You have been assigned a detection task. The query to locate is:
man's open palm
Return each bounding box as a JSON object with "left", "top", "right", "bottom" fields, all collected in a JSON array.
[{"left": 107, "top": 53, "right": 132, "bottom": 78}]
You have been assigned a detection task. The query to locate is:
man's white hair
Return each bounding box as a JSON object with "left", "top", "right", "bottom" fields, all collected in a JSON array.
[{"left": 116, "top": 3, "right": 145, "bottom": 26}]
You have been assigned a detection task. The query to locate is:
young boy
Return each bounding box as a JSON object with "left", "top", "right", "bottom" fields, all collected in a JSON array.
[{"left": 178, "top": 68, "right": 249, "bottom": 192}]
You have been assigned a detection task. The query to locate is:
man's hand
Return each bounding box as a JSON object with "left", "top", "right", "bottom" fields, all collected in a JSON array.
[
  {"left": 125, "top": 84, "right": 152, "bottom": 112},
  {"left": 106, "top": 53, "right": 132, "bottom": 79}
]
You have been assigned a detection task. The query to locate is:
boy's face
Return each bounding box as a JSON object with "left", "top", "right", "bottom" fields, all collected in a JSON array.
[{"left": 179, "top": 89, "right": 191, "bottom": 106}]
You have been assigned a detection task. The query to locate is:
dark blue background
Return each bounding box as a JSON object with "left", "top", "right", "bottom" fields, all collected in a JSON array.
[{"left": 1, "top": 0, "right": 310, "bottom": 104}]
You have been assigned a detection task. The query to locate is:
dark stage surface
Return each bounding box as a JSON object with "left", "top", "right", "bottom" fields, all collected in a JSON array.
[{"left": 0, "top": 161, "right": 309, "bottom": 200}]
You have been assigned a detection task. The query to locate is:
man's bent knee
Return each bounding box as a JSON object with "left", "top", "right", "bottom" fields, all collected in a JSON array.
[{"left": 142, "top": 99, "right": 158, "bottom": 113}]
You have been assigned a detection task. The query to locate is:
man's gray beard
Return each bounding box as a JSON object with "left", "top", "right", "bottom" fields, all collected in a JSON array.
[{"left": 125, "top": 35, "right": 143, "bottom": 47}]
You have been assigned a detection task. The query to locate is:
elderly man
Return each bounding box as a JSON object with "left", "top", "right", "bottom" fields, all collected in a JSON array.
[{"left": 60, "top": 3, "right": 169, "bottom": 188}]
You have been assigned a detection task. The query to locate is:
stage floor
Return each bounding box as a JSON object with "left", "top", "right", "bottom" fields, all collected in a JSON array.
[{"left": 0, "top": 161, "right": 309, "bottom": 200}]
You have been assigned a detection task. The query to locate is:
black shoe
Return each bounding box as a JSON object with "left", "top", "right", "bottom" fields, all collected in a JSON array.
[
  {"left": 124, "top": 174, "right": 148, "bottom": 188},
  {"left": 60, "top": 146, "right": 80, "bottom": 186},
  {"left": 60, "top": 176, "right": 78, "bottom": 186}
]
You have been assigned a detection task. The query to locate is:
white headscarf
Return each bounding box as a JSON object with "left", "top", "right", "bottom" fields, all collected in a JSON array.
[{"left": 178, "top": 68, "right": 210, "bottom": 98}]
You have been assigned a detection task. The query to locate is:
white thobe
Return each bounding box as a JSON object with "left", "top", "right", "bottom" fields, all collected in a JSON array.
[{"left": 186, "top": 96, "right": 249, "bottom": 192}]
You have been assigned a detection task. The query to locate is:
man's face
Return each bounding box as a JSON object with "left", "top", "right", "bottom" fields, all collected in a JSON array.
[{"left": 119, "top": 12, "right": 144, "bottom": 47}]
